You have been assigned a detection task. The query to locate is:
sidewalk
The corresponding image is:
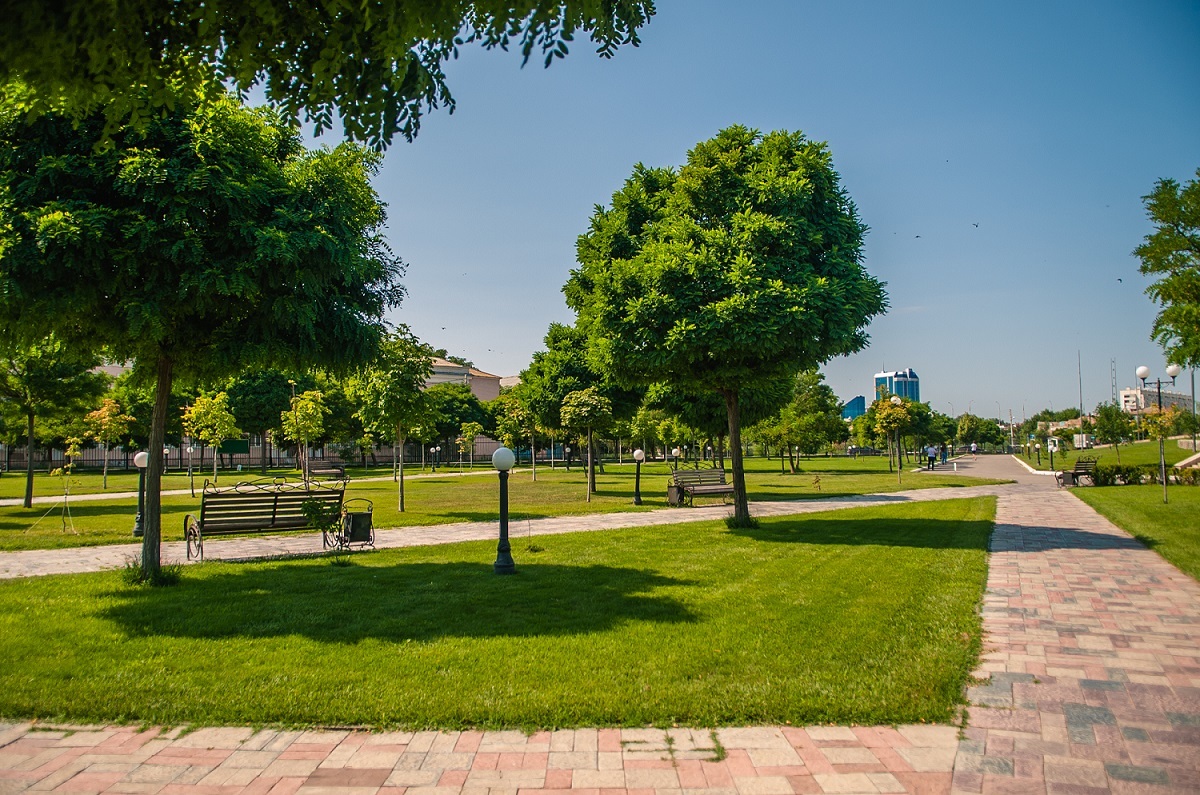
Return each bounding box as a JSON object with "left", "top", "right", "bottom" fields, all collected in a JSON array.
[{"left": 1, "top": 456, "right": 1197, "bottom": 795}]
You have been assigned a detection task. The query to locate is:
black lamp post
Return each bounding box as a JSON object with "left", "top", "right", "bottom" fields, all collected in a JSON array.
[
  {"left": 890, "top": 395, "right": 903, "bottom": 485},
  {"left": 564, "top": 446, "right": 571, "bottom": 472},
  {"left": 1035, "top": 443, "right": 1041, "bottom": 466},
  {"left": 633, "top": 448, "right": 645, "bottom": 505},
  {"left": 671, "top": 446, "right": 680, "bottom": 471},
  {"left": 492, "top": 446, "right": 516, "bottom": 574},
  {"left": 1137, "top": 364, "right": 1182, "bottom": 504},
  {"left": 132, "top": 451, "right": 149, "bottom": 537},
  {"left": 1049, "top": 440, "right": 1055, "bottom": 472}
]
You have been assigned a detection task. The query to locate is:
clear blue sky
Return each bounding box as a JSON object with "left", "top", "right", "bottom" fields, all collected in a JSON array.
[{"left": 357, "top": 0, "right": 1199, "bottom": 420}]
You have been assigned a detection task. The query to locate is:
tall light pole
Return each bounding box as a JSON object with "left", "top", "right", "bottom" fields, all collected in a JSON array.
[
  {"left": 633, "top": 448, "right": 645, "bottom": 505},
  {"left": 132, "top": 451, "right": 149, "bottom": 537},
  {"left": 1137, "top": 364, "right": 1182, "bottom": 504},
  {"left": 491, "top": 447, "right": 516, "bottom": 574},
  {"left": 891, "top": 395, "right": 903, "bottom": 485}
]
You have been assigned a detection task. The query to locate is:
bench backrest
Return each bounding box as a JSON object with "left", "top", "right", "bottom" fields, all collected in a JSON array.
[
  {"left": 672, "top": 468, "right": 727, "bottom": 486},
  {"left": 199, "top": 482, "right": 345, "bottom": 534},
  {"left": 1074, "top": 458, "right": 1097, "bottom": 472}
]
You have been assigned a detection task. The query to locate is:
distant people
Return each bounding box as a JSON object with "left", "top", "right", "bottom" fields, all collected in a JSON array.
[
  {"left": 970, "top": 442, "right": 978, "bottom": 459},
  {"left": 940, "top": 443, "right": 948, "bottom": 466},
  {"left": 925, "top": 444, "right": 937, "bottom": 470}
]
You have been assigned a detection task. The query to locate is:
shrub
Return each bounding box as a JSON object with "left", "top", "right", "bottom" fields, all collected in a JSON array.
[{"left": 1092, "top": 464, "right": 1118, "bottom": 487}]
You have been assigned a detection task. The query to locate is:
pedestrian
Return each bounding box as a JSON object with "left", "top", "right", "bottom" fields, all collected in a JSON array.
[
  {"left": 940, "top": 443, "right": 948, "bottom": 466},
  {"left": 970, "top": 441, "right": 978, "bottom": 460},
  {"left": 925, "top": 444, "right": 937, "bottom": 470}
]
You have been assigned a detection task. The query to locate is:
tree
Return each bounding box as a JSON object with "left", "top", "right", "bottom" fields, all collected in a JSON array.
[
  {"left": 347, "top": 328, "right": 434, "bottom": 510},
  {"left": 423, "top": 383, "right": 488, "bottom": 448},
  {"left": 281, "top": 390, "right": 330, "bottom": 482},
  {"left": 0, "top": 2, "right": 654, "bottom": 149},
  {"left": 872, "top": 397, "right": 910, "bottom": 474},
  {"left": 226, "top": 371, "right": 306, "bottom": 474},
  {"left": 1092, "top": 403, "right": 1133, "bottom": 462},
  {"left": 559, "top": 386, "right": 612, "bottom": 499},
  {"left": 0, "top": 337, "right": 106, "bottom": 507},
  {"left": 567, "top": 126, "right": 887, "bottom": 525},
  {"left": 182, "top": 393, "right": 242, "bottom": 482},
  {"left": 492, "top": 386, "right": 540, "bottom": 480},
  {"left": 1135, "top": 168, "right": 1200, "bottom": 368},
  {"left": 0, "top": 95, "right": 401, "bottom": 580},
  {"left": 458, "top": 421, "right": 484, "bottom": 468},
  {"left": 85, "top": 398, "right": 135, "bottom": 489},
  {"left": 785, "top": 371, "right": 849, "bottom": 460}
]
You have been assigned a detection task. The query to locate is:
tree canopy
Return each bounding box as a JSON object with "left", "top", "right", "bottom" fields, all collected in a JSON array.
[
  {"left": 0, "top": 93, "right": 402, "bottom": 578},
  {"left": 0, "top": 0, "right": 655, "bottom": 149},
  {"left": 566, "top": 125, "right": 887, "bottom": 524},
  {"left": 1135, "top": 168, "right": 1200, "bottom": 368}
]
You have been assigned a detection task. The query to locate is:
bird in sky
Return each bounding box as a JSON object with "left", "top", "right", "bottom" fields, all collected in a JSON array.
[
  {"left": 1117, "top": 278, "right": 1123, "bottom": 283},
  {"left": 972, "top": 223, "right": 979, "bottom": 228},
  {"left": 915, "top": 235, "right": 922, "bottom": 238}
]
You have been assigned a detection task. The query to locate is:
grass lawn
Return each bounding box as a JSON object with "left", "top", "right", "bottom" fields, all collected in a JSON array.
[
  {"left": 1072, "top": 486, "right": 1200, "bottom": 580},
  {"left": 0, "top": 456, "right": 1007, "bottom": 552},
  {"left": 0, "top": 497, "right": 994, "bottom": 729},
  {"left": 1016, "top": 438, "right": 1193, "bottom": 471}
]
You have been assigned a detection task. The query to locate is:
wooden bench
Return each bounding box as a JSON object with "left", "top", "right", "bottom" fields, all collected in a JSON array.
[
  {"left": 670, "top": 468, "right": 734, "bottom": 506},
  {"left": 184, "top": 478, "right": 346, "bottom": 561},
  {"left": 309, "top": 464, "right": 346, "bottom": 481},
  {"left": 1055, "top": 458, "right": 1097, "bottom": 488}
]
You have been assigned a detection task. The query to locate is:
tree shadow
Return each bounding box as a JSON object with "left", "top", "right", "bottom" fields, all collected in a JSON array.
[
  {"left": 431, "top": 510, "right": 555, "bottom": 523},
  {"left": 728, "top": 515, "right": 993, "bottom": 550},
  {"left": 98, "top": 562, "right": 698, "bottom": 643}
]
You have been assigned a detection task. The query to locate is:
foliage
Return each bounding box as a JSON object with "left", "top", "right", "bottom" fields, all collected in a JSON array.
[
  {"left": 1141, "top": 406, "right": 1183, "bottom": 441},
  {"left": 1091, "top": 403, "right": 1133, "bottom": 462},
  {"left": 423, "top": 383, "right": 488, "bottom": 447},
  {"left": 84, "top": 398, "right": 135, "bottom": 489},
  {"left": 226, "top": 370, "right": 307, "bottom": 473},
  {"left": 281, "top": 390, "right": 330, "bottom": 481},
  {"left": 560, "top": 387, "right": 613, "bottom": 435},
  {"left": 566, "top": 126, "right": 886, "bottom": 524},
  {"left": 0, "top": 2, "right": 655, "bottom": 150},
  {"left": 458, "top": 421, "right": 484, "bottom": 460},
  {"left": 1135, "top": 168, "right": 1200, "bottom": 368},
  {"left": 0, "top": 336, "right": 107, "bottom": 507},
  {"left": 491, "top": 387, "right": 538, "bottom": 450},
  {"left": 182, "top": 392, "right": 242, "bottom": 480},
  {"left": 0, "top": 93, "right": 402, "bottom": 576}
]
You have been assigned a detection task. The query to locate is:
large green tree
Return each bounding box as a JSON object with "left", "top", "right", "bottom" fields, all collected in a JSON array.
[
  {"left": 0, "top": 95, "right": 401, "bottom": 580},
  {"left": 0, "top": 1, "right": 654, "bottom": 149},
  {"left": 0, "top": 337, "right": 107, "bottom": 507},
  {"left": 1135, "top": 168, "right": 1200, "bottom": 368},
  {"left": 226, "top": 370, "right": 308, "bottom": 474},
  {"left": 567, "top": 126, "right": 887, "bottom": 525}
]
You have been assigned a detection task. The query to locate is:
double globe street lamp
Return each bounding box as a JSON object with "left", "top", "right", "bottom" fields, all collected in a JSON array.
[{"left": 1137, "top": 363, "right": 1182, "bottom": 504}]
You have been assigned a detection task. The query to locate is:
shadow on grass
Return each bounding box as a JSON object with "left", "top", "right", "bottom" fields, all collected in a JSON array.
[
  {"left": 729, "top": 515, "right": 993, "bottom": 550},
  {"left": 99, "top": 562, "right": 698, "bottom": 642},
  {"left": 434, "top": 511, "right": 555, "bottom": 523}
]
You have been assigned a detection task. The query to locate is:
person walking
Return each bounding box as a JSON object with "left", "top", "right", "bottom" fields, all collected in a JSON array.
[
  {"left": 940, "top": 443, "right": 948, "bottom": 466},
  {"left": 970, "top": 441, "right": 978, "bottom": 460},
  {"left": 925, "top": 444, "right": 937, "bottom": 470}
]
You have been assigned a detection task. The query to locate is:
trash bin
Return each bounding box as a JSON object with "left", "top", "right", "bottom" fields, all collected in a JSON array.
[
  {"left": 666, "top": 484, "right": 683, "bottom": 507},
  {"left": 338, "top": 498, "right": 374, "bottom": 548}
]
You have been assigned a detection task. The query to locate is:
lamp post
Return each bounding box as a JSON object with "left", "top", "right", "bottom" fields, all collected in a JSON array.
[
  {"left": 633, "top": 448, "right": 645, "bottom": 505},
  {"left": 1035, "top": 443, "right": 1041, "bottom": 467},
  {"left": 429, "top": 446, "right": 436, "bottom": 472},
  {"left": 564, "top": 446, "right": 571, "bottom": 472},
  {"left": 1137, "top": 364, "right": 1182, "bottom": 503},
  {"left": 671, "top": 447, "right": 680, "bottom": 471},
  {"left": 132, "top": 451, "right": 149, "bottom": 537},
  {"left": 890, "top": 395, "right": 903, "bottom": 485},
  {"left": 187, "top": 445, "right": 195, "bottom": 497},
  {"left": 492, "top": 447, "right": 516, "bottom": 574},
  {"left": 706, "top": 445, "right": 713, "bottom": 467}
]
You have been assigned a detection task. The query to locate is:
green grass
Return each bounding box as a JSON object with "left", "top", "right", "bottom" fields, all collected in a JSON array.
[
  {"left": 1016, "top": 438, "right": 1193, "bottom": 471},
  {"left": 0, "top": 456, "right": 1007, "bottom": 552},
  {"left": 0, "top": 497, "right": 994, "bottom": 729},
  {"left": 1072, "top": 486, "right": 1200, "bottom": 580}
]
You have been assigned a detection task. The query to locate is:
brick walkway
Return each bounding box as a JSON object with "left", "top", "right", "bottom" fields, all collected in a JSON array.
[{"left": 2, "top": 456, "right": 1197, "bottom": 795}]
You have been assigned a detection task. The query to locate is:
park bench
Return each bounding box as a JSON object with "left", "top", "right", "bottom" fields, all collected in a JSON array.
[
  {"left": 1055, "top": 457, "right": 1097, "bottom": 488},
  {"left": 184, "top": 478, "right": 346, "bottom": 561},
  {"left": 308, "top": 464, "right": 346, "bottom": 481},
  {"left": 669, "top": 468, "right": 734, "bottom": 507}
]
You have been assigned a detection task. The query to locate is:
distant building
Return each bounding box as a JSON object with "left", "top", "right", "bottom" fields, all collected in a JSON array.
[
  {"left": 1119, "top": 387, "right": 1192, "bottom": 415},
  {"left": 426, "top": 357, "right": 501, "bottom": 402},
  {"left": 874, "top": 369, "right": 920, "bottom": 402},
  {"left": 841, "top": 395, "right": 867, "bottom": 420}
]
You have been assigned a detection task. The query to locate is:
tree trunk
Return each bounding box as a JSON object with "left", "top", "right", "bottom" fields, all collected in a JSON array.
[
  {"left": 102, "top": 443, "right": 109, "bottom": 489},
  {"left": 530, "top": 431, "right": 537, "bottom": 481},
  {"left": 722, "top": 388, "right": 751, "bottom": 526},
  {"left": 397, "top": 427, "right": 406, "bottom": 512},
  {"left": 261, "top": 431, "right": 269, "bottom": 474},
  {"left": 23, "top": 411, "right": 34, "bottom": 509},
  {"left": 593, "top": 433, "right": 605, "bottom": 475},
  {"left": 212, "top": 445, "right": 218, "bottom": 482},
  {"left": 141, "top": 355, "right": 174, "bottom": 580},
  {"left": 718, "top": 435, "right": 726, "bottom": 470}
]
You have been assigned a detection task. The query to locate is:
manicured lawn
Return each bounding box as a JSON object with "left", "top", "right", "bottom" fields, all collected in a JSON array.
[
  {"left": 1072, "top": 486, "right": 1200, "bottom": 580},
  {"left": 1016, "top": 438, "right": 1192, "bottom": 471},
  {"left": 0, "top": 457, "right": 1007, "bottom": 552},
  {"left": 0, "top": 497, "right": 994, "bottom": 729}
]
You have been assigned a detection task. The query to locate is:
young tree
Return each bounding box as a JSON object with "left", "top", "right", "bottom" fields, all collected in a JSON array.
[
  {"left": 493, "top": 387, "right": 540, "bottom": 480},
  {"left": 1135, "top": 168, "right": 1200, "bottom": 368},
  {"left": 1, "top": 2, "right": 654, "bottom": 149},
  {"left": 559, "top": 386, "right": 612, "bottom": 499},
  {"left": 347, "top": 328, "right": 434, "bottom": 510},
  {"left": 85, "top": 398, "right": 135, "bottom": 489},
  {"left": 0, "top": 95, "right": 401, "bottom": 580},
  {"left": 458, "top": 421, "right": 484, "bottom": 469},
  {"left": 567, "top": 126, "right": 887, "bottom": 525},
  {"left": 182, "top": 393, "right": 242, "bottom": 482},
  {"left": 281, "top": 391, "right": 330, "bottom": 482},
  {"left": 0, "top": 337, "right": 107, "bottom": 507},
  {"left": 1094, "top": 405, "right": 1128, "bottom": 461},
  {"left": 872, "top": 397, "right": 910, "bottom": 475},
  {"left": 226, "top": 371, "right": 305, "bottom": 474}
]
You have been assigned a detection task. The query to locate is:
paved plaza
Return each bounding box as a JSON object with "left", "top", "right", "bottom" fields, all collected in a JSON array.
[{"left": 1, "top": 456, "right": 1197, "bottom": 795}]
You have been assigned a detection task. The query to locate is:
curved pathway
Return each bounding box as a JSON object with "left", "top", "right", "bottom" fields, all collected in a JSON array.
[{"left": 1, "top": 457, "right": 1197, "bottom": 795}]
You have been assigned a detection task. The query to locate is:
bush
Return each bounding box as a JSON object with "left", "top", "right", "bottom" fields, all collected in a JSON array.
[
  {"left": 1092, "top": 463, "right": 1118, "bottom": 487},
  {"left": 1092, "top": 463, "right": 1198, "bottom": 486},
  {"left": 1174, "top": 467, "right": 1200, "bottom": 486}
]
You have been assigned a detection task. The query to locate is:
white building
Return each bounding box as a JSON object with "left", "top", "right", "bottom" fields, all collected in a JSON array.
[{"left": 1118, "top": 386, "right": 1192, "bottom": 415}]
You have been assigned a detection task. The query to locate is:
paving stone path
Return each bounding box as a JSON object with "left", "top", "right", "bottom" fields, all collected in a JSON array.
[{"left": 1, "top": 456, "right": 1197, "bottom": 795}]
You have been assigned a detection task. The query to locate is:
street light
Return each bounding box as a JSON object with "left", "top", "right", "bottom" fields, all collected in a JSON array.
[
  {"left": 890, "top": 395, "right": 903, "bottom": 485},
  {"left": 1035, "top": 443, "right": 1041, "bottom": 467},
  {"left": 671, "top": 447, "right": 681, "bottom": 471},
  {"left": 633, "top": 448, "right": 645, "bottom": 505},
  {"left": 564, "top": 445, "right": 571, "bottom": 472},
  {"left": 132, "top": 451, "right": 149, "bottom": 537},
  {"left": 1137, "top": 363, "right": 1182, "bottom": 503},
  {"left": 187, "top": 446, "right": 195, "bottom": 497},
  {"left": 492, "top": 446, "right": 516, "bottom": 574},
  {"left": 706, "top": 445, "right": 713, "bottom": 467}
]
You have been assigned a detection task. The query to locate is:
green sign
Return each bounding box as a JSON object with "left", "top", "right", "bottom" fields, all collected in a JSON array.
[{"left": 218, "top": 439, "right": 250, "bottom": 455}]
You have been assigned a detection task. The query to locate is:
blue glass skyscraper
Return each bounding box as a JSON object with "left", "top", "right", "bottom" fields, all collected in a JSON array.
[{"left": 874, "top": 369, "right": 920, "bottom": 402}]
